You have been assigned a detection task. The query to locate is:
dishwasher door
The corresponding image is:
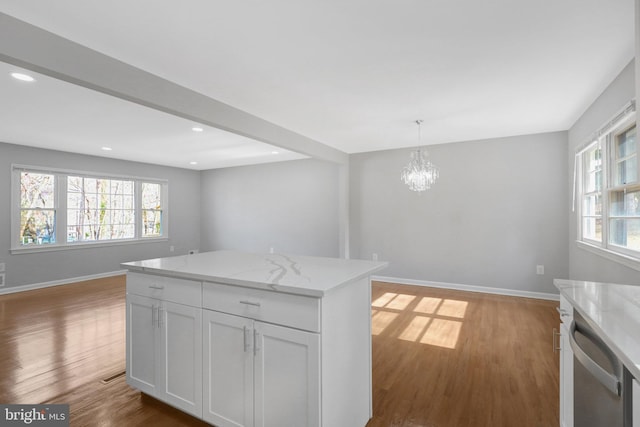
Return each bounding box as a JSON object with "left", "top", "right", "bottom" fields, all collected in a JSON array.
[{"left": 571, "top": 310, "right": 625, "bottom": 427}]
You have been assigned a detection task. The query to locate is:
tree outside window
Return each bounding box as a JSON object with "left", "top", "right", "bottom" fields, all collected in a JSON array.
[
  {"left": 20, "top": 172, "right": 56, "bottom": 246},
  {"left": 142, "top": 182, "right": 162, "bottom": 237}
]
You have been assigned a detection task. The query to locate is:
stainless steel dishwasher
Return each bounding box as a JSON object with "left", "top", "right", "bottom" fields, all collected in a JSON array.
[{"left": 570, "top": 309, "right": 633, "bottom": 426}]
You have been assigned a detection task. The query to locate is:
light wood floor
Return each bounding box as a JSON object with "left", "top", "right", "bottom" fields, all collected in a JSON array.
[
  {"left": 368, "top": 281, "right": 559, "bottom": 427},
  {"left": 0, "top": 276, "right": 559, "bottom": 426}
]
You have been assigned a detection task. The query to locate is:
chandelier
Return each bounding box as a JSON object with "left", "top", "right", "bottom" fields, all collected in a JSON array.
[{"left": 401, "top": 120, "right": 439, "bottom": 192}]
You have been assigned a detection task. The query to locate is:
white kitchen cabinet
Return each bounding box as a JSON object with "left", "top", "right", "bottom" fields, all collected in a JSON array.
[
  {"left": 202, "top": 310, "right": 320, "bottom": 427},
  {"left": 558, "top": 295, "right": 573, "bottom": 427},
  {"left": 202, "top": 277, "right": 368, "bottom": 427},
  {"left": 254, "top": 320, "right": 320, "bottom": 427},
  {"left": 161, "top": 300, "right": 202, "bottom": 416},
  {"left": 127, "top": 293, "right": 159, "bottom": 395},
  {"left": 126, "top": 273, "right": 203, "bottom": 418},
  {"left": 202, "top": 310, "right": 253, "bottom": 427}
]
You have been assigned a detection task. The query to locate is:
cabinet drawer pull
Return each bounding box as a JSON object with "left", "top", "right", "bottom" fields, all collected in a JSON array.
[
  {"left": 152, "top": 304, "right": 157, "bottom": 328},
  {"left": 243, "top": 326, "right": 251, "bottom": 352},
  {"left": 239, "top": 300, "right": 261, "bottom": 307},
  {"left": 552, "top": 328, "right": 561, "bottom": 353},
  {"left": 149, "top": 285, "right": 165, "bottom": 290}
]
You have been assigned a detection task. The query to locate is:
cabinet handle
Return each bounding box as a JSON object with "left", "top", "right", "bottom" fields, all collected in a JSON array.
[
  {"left": 149, "top": 285, "right": 165, "bottom": 290},
  {"left": 552, "top": 328, "right": 561, "bottom": 353},
  {"left": 243, "top": 326, "right": 251, "bottom": 353},
  {"left": 254, "top": 329, "right": 260, "bottom": 356},
  {"left": 239, "top": 300, "right": 261, "bottom": 307}
]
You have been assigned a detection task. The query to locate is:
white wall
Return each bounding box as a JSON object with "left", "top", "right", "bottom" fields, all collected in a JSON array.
[
  {"left": 0, "top": 142, "right": 201, "bottom": 289},
  {"left": 350, "top": 131, "right": 569, "bottom": 295},
  {"left": 567, "top": 60, "right": 639, "bottom": 284},
  {"left": 200, "top": 159, "right": 341, "bottom": 257}
]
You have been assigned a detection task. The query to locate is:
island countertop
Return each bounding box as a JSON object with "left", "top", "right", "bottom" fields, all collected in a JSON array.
[
  {"left": 122, "top": 250, "right": 388, "bottom": 297},
  {"left": 554, "top": 278, "right": 640, "bottom": 380}
]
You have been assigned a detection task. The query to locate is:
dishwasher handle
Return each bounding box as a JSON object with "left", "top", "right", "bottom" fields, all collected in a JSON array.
[{"left": 569, "top": 320, "right": 622, "bottom": 396}]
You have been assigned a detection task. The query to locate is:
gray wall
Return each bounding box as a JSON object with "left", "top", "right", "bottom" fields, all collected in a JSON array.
[
  {"left": 5, "top": 63, "right": 637, "bottom": 293},
  {"left": 200, "top": 159, "right": 341, "bottom": 257},
  {"left": 0, "top": 142, "right": 201, "bottom": 289},
  {"left": 350, "top": 131, "right": 569, "bottom": 295},
  {"left": 567, "top": 60, "right": 639, "bottom": 284}
]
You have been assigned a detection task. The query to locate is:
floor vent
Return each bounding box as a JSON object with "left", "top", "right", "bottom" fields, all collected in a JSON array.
[{"left": 101, "top": 371, "right": 126, "bottom": 384}]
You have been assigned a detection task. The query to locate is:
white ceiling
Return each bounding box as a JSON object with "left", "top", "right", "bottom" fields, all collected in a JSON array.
[
  {"left": 0, "top": 0, "right": 635, "bottom": 169},
  {"left": 0, "top": 61, "right": 307, "bottom": 170}
]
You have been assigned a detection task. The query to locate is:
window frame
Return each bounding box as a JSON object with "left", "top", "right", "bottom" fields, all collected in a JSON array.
[
  {"left": 576, "top": 105, "right": 640, "bottom": 271},
  {"left": 580, "top": 141, "right": 604, "bottom": 246},
  {"left": 11, "top": 164, "right": 169, "bottom": 254}
]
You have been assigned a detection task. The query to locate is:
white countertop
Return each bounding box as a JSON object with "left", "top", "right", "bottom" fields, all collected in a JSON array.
[
  {"left": 122, "top": 250, "right": 388, "bottom": 297},
  {"left": 554, "top": 278, "right": 640, "bottom": 379}
]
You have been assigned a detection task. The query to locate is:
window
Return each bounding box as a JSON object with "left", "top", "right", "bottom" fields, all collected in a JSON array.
[
  {"left": 581, "top": 143, "right": 602, "bottom": 242},
  {"left": 12, "top": 166, "right": 167, "bottom": 252},
  {"left": 141, "top": 182, "right": 163, "bottom": 237},
  {"left": 20, "top": 171, "right": 56, "bottom": 245},
  {"left": 67, "top": 176, "right": 135, "bottom": 242},
  {"left": 609, "top": 125, "right": 640, "bottom": 254},
  {"left": 577, "top": 103, "right": 640, "bottom": 266}
]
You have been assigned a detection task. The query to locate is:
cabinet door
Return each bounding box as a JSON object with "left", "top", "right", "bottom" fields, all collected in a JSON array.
[
  {"left": 559, "top": 322, "right": 573, "bottom": 427},
  {"left": 254, "top": 322, "right": 320, "bottom": 427},
  {"left": 160, "top": 301, "right": 203, "bottom": 417},
  {"left": 203, "top": 310, "right": 254, "bottom": 427},
  {"left": 126, "top": 294, "right": 160, "bottom": 395}
]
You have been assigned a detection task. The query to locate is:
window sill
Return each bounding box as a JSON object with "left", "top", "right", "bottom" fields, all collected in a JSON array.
[
  {"left": 576, "top": 240, "right": 640, "bottom": 272},
  {"left": 10, "top": 237, "right": 168, "bottom": 255}
]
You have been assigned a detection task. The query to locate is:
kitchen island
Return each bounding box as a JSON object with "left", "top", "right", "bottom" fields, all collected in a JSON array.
[{"left": 122, "top": 250, "right": 387, "bottom": 427}]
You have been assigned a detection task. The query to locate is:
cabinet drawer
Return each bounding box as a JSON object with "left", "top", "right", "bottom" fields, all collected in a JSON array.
[
  {"left": 203, "top": 282, "right": 320, "bottom": 333},
  {"left": 127, "top": 272, "right": 202, "bottom": 307}
]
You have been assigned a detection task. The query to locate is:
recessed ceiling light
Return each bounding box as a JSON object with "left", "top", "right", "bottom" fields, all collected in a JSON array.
[
  {"left": 192, "top": 127, "right": 204, "bottom": 132},
  {"left": 271, "top": 151, "right": 279, "bottom": 155},
  {"left": 189, "top": 161, "right": 198, "bottom": 165},
  {"left": 101, "top": 146, "right": 113, "bottom": 151},
  {"left": 11, "top": 72, "right": 35, "bottom": 82}
]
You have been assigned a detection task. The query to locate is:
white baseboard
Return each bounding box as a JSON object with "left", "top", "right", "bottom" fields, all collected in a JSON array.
[
  {"left": 0, "top": 270, "right": 127, "bottom": 295},
  {"left": 371, "top": 275, "right": 560, "bottom": 301}
]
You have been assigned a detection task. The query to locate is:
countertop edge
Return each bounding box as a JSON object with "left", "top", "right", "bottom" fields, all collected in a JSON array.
[{"left": 122, "top": 260, "right": 389, "bottom": 298}]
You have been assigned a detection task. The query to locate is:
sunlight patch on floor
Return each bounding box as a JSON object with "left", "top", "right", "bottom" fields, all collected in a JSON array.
[
  {"left": 438, "top": 299, "right": 468, "bottom": 318},
  {"left": 373, "top": 291, "right": 468, "bottom": 349},
  {"left": 419, "top": 318, "right": 462, "bottom": 348},
  {"left": 371, "top": 309, "right": 399, "bottom": 335},
  {"left": 413, "top": 297, "right": 441, "bottom": 314},
  {"left": 372, "top": 292, "right": 416, "bottom": 310},
  {"left": 398, "top": 315, "right": 430, "bottom": 342}
]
